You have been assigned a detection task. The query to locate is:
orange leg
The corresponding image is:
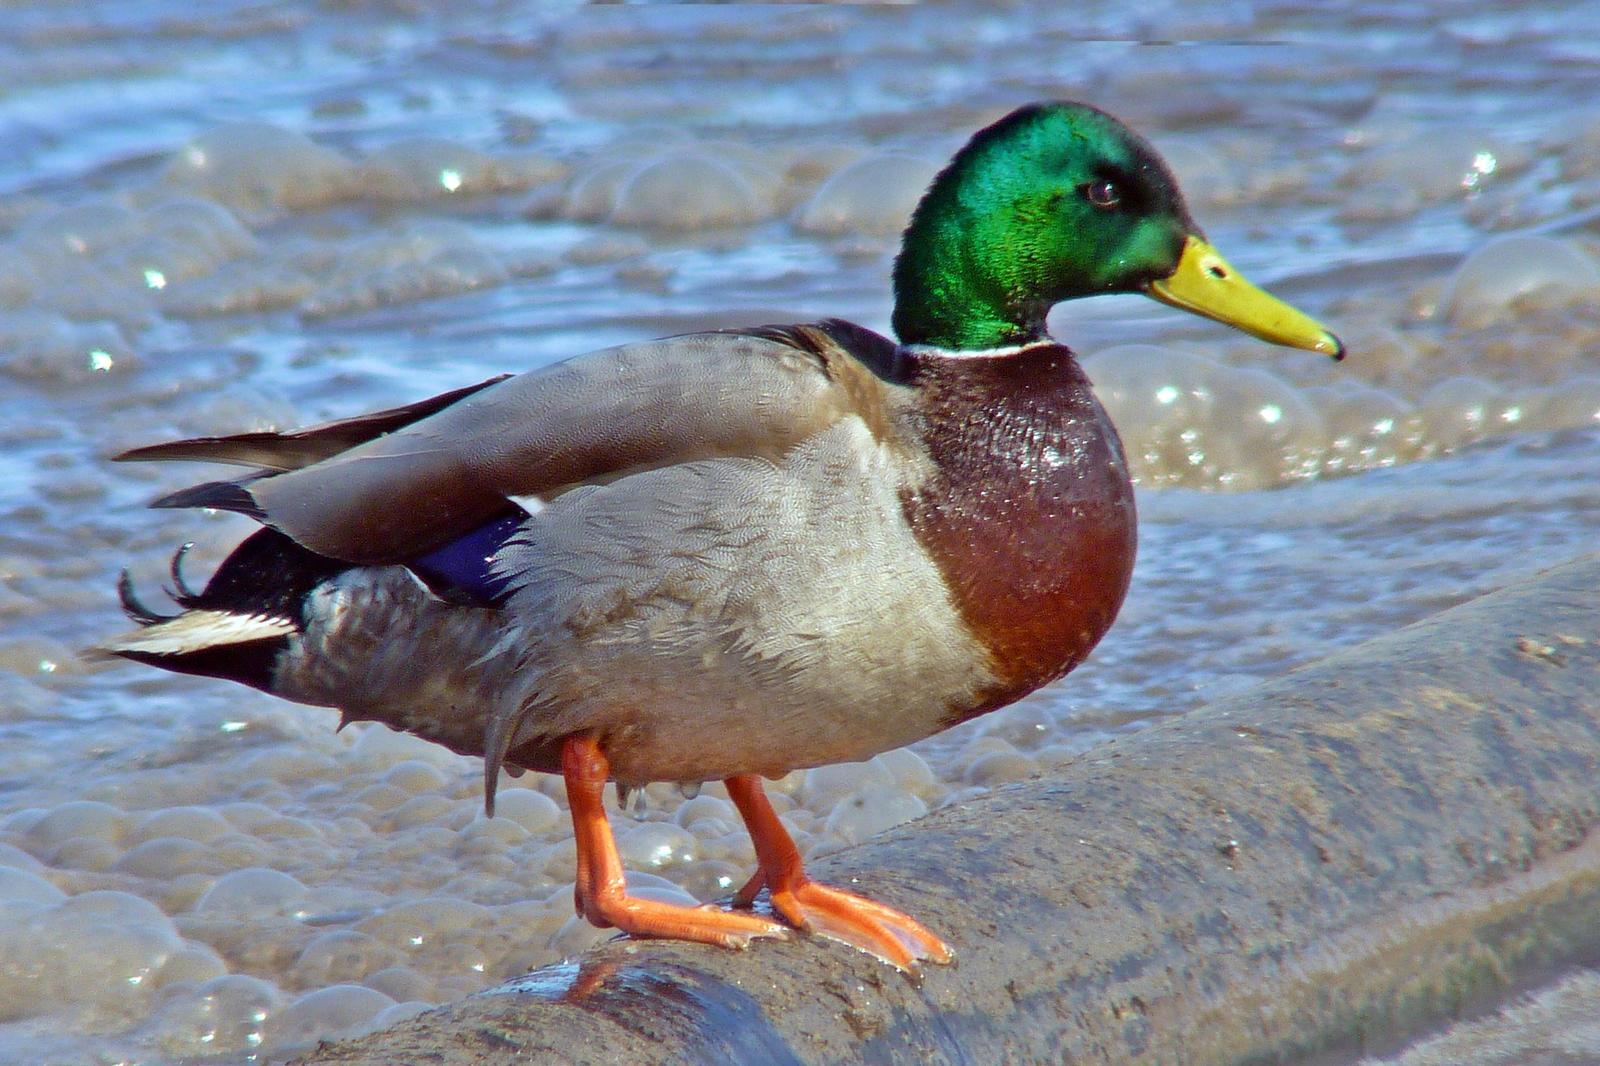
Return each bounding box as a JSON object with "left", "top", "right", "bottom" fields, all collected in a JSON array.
[
  {"left": 731, "top": 867, "right": 766, "bottom": 909},
  {"left": 725, "top": 774, "right": 953, "bottom": 973},
  {"left": 563, "top": 736, "right": 788, "bottom": 948}
]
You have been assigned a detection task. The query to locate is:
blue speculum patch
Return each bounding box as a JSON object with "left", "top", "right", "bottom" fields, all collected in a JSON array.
[{"left": 407, "top": 512, "right": 526, "bottom": 607}]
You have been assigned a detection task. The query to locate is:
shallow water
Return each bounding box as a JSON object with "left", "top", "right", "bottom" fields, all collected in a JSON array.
[{"left": 2, "top": 2, "right": 1599, "bottom": 1062}]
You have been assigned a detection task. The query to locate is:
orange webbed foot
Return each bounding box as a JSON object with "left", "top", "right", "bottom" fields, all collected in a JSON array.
[
  {"left": 725, "top": 773, "right": 954, "bottom": 975},
  {"left": 580, "top": 887, "right": 790, "bottom": 949},
  {"left": 768, "top": 876, "right": 953, "bottom": 972}
]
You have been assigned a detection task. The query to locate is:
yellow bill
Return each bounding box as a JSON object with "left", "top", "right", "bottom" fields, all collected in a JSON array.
[{"left": 1146, "top": 236, "right": 1344, "bottom": 360}]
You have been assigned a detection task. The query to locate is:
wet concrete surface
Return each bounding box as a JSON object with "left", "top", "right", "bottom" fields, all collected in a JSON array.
[{"left": 297, "top": 553, "right": 1600, "bottom": 1065}]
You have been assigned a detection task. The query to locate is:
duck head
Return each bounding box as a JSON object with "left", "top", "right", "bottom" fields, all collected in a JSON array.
[{"left": 891, "top": 101, "right": 1343, "bottom": 359}]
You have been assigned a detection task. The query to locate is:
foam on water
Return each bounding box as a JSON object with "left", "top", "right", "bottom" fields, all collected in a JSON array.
[
  {"left": 1441, "top": 234, "right": 1600, "bottom": 329},
  {"left": 611, "top": 153, "right": 771, "bottom": 230},
  {"left": 1, "top": 1, "right": 1598, "bottom": 1062},
  {"left": 795, "top": 153, "right": 941, "bottom": 237}
]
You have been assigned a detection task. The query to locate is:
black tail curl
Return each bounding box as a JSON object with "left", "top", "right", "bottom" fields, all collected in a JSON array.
[
  {"left": 110, "top": 529, "right": 353, "bottom": 692},
  {"left": 117, "top": 532, "right": 348, "bottom": 628},
  {"left": 118, "top": 566, "right": 176, "bottom": 625}
]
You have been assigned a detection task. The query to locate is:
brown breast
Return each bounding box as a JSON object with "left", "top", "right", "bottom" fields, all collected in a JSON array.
[{"left": 899, "top": 344, "right": 1137, "bottom": 723}]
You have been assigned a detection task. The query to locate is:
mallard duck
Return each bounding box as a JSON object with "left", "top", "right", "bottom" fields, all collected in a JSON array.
[{"left": 104, "top": 102, "right": 1341, "bottom": 973}]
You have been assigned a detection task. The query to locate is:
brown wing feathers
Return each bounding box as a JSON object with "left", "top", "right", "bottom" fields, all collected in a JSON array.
[
  {"left": 115, "top": 328, "right": 903, "bottom": 567},
  {"left": 114, "top": 374, "right": 512, "bottom": 471}
]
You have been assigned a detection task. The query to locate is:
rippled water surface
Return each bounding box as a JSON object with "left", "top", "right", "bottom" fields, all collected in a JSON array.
[{"left": 2, "top": 2, "right": 1598, "bottom": 1062}]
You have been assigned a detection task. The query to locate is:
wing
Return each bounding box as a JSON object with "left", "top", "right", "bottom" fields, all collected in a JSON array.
[
  {"left": 116, "top": 375, "right": 513, "bottom": 471},
  {"left": 119, "top": 321, "right": 907, "bottom": 565}
]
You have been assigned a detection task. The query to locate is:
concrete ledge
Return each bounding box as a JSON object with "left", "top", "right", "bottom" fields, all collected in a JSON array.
[{"left": 298, "top": 554, "right": 1600, "bottom": 1065}]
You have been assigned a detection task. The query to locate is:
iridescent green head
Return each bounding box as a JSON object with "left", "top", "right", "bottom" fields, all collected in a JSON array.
[{"left": 891, "top": 102, "right": 1342, "bottom": 358}]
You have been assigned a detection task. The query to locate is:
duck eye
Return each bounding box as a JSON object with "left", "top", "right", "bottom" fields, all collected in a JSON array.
[{"left": 1083, "top": 179, "right": 1121, "bottom": 209}]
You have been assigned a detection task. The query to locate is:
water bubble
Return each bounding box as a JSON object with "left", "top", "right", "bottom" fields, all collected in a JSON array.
[
  {"left": 16, "top": 201, "right": 141, "bottom": 260},
  {"left": 1083, "top": 345, "right": 1324, "bottom": 489},
  {"left": 822, "top": 785, "right": 927, "bottom": 845},
  {"left": 381, "top": 760, "right": 450, "bottom": 795},
  {"left": 800, "top": 760, "right": 895, "bottom": 808},
  {"left": 363, "top": 966, "right": 434, "bottom": 1004},
  {"left": 360, "top": 138, "right": 503, "bottom": 201},
  {"left": 1419, "top": 375, "right": 1501, "bottom": 450},
  {"left": 977, "top": 704, "right": 1056, "bottom": 751},
  {"left": 673, "top": 794, "right": 737, "bottom": 831},
  {"left": 549, "top": 914, "right": 611, "bottom": 959},
  {"left": 48, "top": 837, "right": 122, "bottom": 871},
  {"left": 491, "top": 788, "right": 561, "bottom": 834},
  {"left": 194, "top": 868, "right": 309, "bottom": 917},
  {"left": 206, "top": 833, "right": 272, "bottom": 871},
  {"left": 357, "top": 897, "right": 492, "bottom": 951},
  {"left": 1441, "top": 235, "right": 1600, "bottom": 329},
  {"left": 459, "top": 813, "right": 530, "bottom": 850},
  {"left": 610, "top": 152, "right": 767, "bottom": 229},
  {"left": 870, "top": 748, "right": 939, "bottom": 796},
  {"left": 147, "top": 974, "right": 283, "bottom": 1058},
  {"left": 265, "top": 983, "right": 396, "bottom": 1054},
  {"left": 0, "top": 314, "right": 138, "bottom": 384},
  {"left": 1334, "top": 324, "right": 1421, "bottom": 385},
  {"left": 132, "top": 809, "right": 233, "bottom": 845},
  {"left": 1528, "top": 375, "right": 1600, "bottom": 431},
  {"left": 622, "top": 870, "right": 701, "bottom": 907},
  {"left": 239, "top": 747, "right": 341, "bottom": 784},
  {"left": 1310, "top": 381, "right": 1421, "bottom": 473},
  {"left": 0, "top": 891, "right": 184, "bottom": 1024},
  {"left": 559, "top": 159, "right": 638, "bottom": 221},
  {"left": 0, "top": 866, "right": 66, "bottom": 905},
  {"left": 150, "top": 943, "right": 229, "bottom": 992},
  {"left": 164, "top": 122, "right": 354, "bottom": 215},
  {"left": 371, "top": 999, "right": 434, "bottom": 1031},
  {"left": 617, "top": 822, "right": 698, "bottom": 870},
  {"left": 292, "top": 929, "right": 402, "bottom": 987},
  {"left": 25, "top": 800, "right": 131, "bottom": 851},
  {"left": 381, "top": 794, "right": 458, "bottom": 832},
  {"left": 777, "top": 139, "right": 866, "bottom": 194},
  {"left": 796, "top": 153, "right": 939, "bottom": 236},
  {"left": 964, "top": 751, "right": 1042, "bottom": 787},
  {"left": 143, "top": 197, "right": 257, "bottom": 260},
  {"left": 679, "top": 859, "right": 747, "bottom": 900},
  {"left": 113, "top": 836, "right": 214, "bottom": 878}
]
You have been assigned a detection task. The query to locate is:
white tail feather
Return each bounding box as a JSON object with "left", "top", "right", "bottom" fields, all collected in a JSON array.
[{"left": 101, "top": 610, "right": 295, "bottom": 656}]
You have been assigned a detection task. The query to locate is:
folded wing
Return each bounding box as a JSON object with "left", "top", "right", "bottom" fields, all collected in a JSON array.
[{"left": 117, "top": 322, "right": 903, "bottom": 565}]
